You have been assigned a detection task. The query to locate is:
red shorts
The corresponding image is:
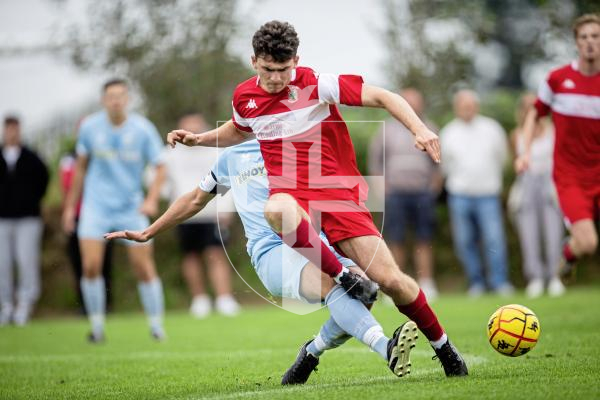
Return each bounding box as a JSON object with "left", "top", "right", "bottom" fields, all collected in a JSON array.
[
  {"left": 272, "top": 190, "right": 381, "bottom": 245},
  {"left": 555, "top": 182, "right": 600, "bottom": 225}
]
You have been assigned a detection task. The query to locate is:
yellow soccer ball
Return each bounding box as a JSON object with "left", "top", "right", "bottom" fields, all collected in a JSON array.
[{"left": 487, "top": 304, "right": 540, "bottom": 357}]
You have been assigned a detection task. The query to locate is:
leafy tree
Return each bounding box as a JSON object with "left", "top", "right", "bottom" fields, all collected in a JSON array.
[
  {"left": 67, "top": 0, "right": 251, "bottom": 133},
  {"left": 380, "top": 0, "right": 599, "bottom": 121}
]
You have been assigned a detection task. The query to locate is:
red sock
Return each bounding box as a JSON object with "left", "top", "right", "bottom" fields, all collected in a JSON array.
[
  {"left": 280, "top": 219, "right": 343, "bottom": 277},
  {"left": 563, "top": 242, "right": 577, "bottom": 263},
  {"left": 396, "top": 290, "right": 444, "bottom": 342}
]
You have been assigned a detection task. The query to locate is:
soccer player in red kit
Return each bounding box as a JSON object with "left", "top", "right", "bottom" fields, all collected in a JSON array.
[
  {"left": 168, "top": 20, "right": 467, "bottom": 380},
  {"left": 516, "top": 14, "right": 600, "bottom": 274}
]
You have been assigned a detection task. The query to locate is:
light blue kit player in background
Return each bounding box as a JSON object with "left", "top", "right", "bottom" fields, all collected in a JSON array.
[
  {"left": 106, "top": 139, "right": 417, "bottom": 383},
  {"left": 63, "top": 78, "right": 167, "bottom": 343}
]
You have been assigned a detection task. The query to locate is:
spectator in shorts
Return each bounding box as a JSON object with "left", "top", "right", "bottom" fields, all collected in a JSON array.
[
  {"left": 510, "top": 93, "right": 565, "bottom": 297},
  {"left": 369, "top": 88, "right": 442, "bottom": 300},
  {"left": 440, "top": 90, "right": 513, "bottom": 297},
  {"left": 0, "top": 115, "right": 49, "bottom": 325},
  {"left": 163, "top": 112, "right": 240, "bottom": 317}
]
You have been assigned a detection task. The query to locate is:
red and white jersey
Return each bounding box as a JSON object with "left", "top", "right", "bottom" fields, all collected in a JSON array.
[
  {"left": 231, "top": 66, "right": 368, "bottom": 204},
  {"left": 535, "top": 61, "right": 600, "bottom": 185}
]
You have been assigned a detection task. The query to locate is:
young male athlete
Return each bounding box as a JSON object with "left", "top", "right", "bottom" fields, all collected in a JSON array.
[
  {"left": 63, "top": 79, "right": 167, "bottom": 342},
  {"left": 516, "top": 14, "right": 600, "bottom": 274},
  {"left": 105, "top": 140, "right": 420, "bottom": 382},
  {"left": 168, "top": 21, "right": 467, "bottom": 377}
]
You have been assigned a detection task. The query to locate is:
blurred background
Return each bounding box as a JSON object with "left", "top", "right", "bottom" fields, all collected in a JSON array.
[{"left": 1, "top": 0, "right": 599, "bottom": 316}]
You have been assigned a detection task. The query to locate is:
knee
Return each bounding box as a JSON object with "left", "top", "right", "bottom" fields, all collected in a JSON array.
[
  {"left": 264, "top": 194, "right": 297, "bottom": 227},
  {"left": 377, "top": 270, "right": 410, "bottom": 295},
  {"left": 82, "top": 268, "right": 101, "bottom": 279},
  {"left": 574, "top": 233, "right": 598, "bottom": 256}
]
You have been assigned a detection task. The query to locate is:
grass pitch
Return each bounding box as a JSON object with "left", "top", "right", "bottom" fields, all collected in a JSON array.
[{"left": 1, "top": 288, "right": 599, "bottom": 399}]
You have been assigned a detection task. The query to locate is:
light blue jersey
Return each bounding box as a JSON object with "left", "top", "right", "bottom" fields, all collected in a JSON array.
[
  {"left": 76, "top": 111, "right": 164, "bottom": 211},
  {"left": 199, "top": 140, "right": 278, "bottom": 265}
]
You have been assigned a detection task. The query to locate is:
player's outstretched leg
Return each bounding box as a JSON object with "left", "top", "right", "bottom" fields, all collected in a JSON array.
[
  {"left": 338, "top": 236, "right": 468, "bottom": 377},
  {"left": 265, "top": 193, "right": 378, "bottom": 303},
  {"left": 282, "top": 285, "right": 416, "bottom": 384}
]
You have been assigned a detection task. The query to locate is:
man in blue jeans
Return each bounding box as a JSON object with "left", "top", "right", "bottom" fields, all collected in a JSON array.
[{"left": 439, "top": 90, "right": 514, "bottom": 296}]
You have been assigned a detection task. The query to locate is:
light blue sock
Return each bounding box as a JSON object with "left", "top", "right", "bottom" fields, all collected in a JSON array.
[
  {"left": 81, "top": 277, "right": 105, "bottom": 335},
  {"left": 306, "top": 317, "right": 352, "bottom": 357},
  {"left": 138, "top": 278, "right": 165, "bottom": 332},
  {"left": 325, "top": 285, "right": 389, "bottom": 360}
]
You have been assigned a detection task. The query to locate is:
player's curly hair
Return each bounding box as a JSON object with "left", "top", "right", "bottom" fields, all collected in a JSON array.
[{"left": 252, "top": 21, "right": 299, "bottom": 63}]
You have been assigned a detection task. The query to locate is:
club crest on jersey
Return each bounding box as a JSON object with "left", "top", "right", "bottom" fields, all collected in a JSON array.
[
  {"left": 246, "top": 99, "right": 258, "bottom": 109},
  {"left": 562, "top": 79, "right": 576, "bottom": 89},
  {"left": 287, "top": 85, "right": 299, "bottom": 103}
]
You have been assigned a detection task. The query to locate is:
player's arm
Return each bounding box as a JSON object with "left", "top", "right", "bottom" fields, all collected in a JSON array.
[
  {"left": 104, "top": 187, "right": 215, "bottom": 242},
  {"left": 514, "top": 107, "right": 538, "bottom": 173},
  {"left": 61, "top": 155, "right": 89, "bottom": 233},
  {"left": 166, "top": 120, "right": 252, "bottom": 149},
  {"left": 361, "top": 84, "right": 440, "bottom": 163},
  {"left": 140, "top": 163, "right": 166, "bottom": 217}
]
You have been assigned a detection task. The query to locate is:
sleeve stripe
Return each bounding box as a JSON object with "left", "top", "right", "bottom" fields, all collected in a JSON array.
[
  {"left": 537, "top": 79, "right": 553, "bottom": 106},
  {"left": 317, "top": 73, "right": 340, "bottom": 104},
  {"left": 232, "top": 102, "right": 251, "bottom": 128},
  {"left": 198, "top": 171, "right": 218, "bottom": 193}
]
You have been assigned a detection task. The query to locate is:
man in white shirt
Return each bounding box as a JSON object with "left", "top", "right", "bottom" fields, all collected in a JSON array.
[
  {"left": 163, "top": 113, "right": 240, "bottom": 317},
  {"left": 440, "top": 90, "right": 513, "bottom": 296}
]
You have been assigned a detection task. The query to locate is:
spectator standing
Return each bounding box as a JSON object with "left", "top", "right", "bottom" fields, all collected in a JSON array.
[
  {"left": 0, "top": 116, "right": 49, "bottom": 325},
  {"left": 510, "top": 93, "right": 565, "bottom": 298},
  {"left": 369, "top": 88, "right": 442, "bottom": 300},
  {"left": 440, "top": 90, "right": 513, "bottom": 297},
  {"left": 163, "top": 113, "right": 240, "bottom": 318}
]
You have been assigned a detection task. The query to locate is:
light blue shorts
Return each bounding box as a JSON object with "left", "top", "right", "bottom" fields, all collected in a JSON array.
[
  {"left": 78, "top": 204, "right": 150, "bottom": 246},
  {"left": 254, "top": 243, "right": 354, "bottom": 303}
]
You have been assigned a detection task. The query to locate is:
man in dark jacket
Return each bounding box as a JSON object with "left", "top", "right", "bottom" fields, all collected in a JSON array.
[{"left": 0, "top": 115, "right": 49, "bottom": 325}]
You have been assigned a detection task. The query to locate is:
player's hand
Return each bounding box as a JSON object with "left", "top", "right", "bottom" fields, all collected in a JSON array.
[
  {"left": 104, "top": 230, "right": 150, "bottom": 242},
  {"left": 514, "top": 153, "right": 530, "bottom": 174},
  {"left": 139, "top": 198, "right": 159, "bottom": 217},
  {"left": 166, "top": 129, "right": 198, "bottom": 148},
  {"left": 62, "top": 207, "right": 76, "bottom": 234},
  {"left": 414, "top": 129, "right": 441, "bottom": 163}
]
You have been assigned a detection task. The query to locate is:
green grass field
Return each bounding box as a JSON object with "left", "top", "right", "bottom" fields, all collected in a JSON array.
[{"left": 1, "top": 288, "right": 599, "bottom": 399}]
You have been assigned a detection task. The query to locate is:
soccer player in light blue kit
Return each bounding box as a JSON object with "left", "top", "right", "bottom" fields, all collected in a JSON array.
[
  {"left": 63, "top": 79, "right": 167, "bottom": 342},
  {"left": 105, "top": 140, "right": 419, "bottom": 382}
]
